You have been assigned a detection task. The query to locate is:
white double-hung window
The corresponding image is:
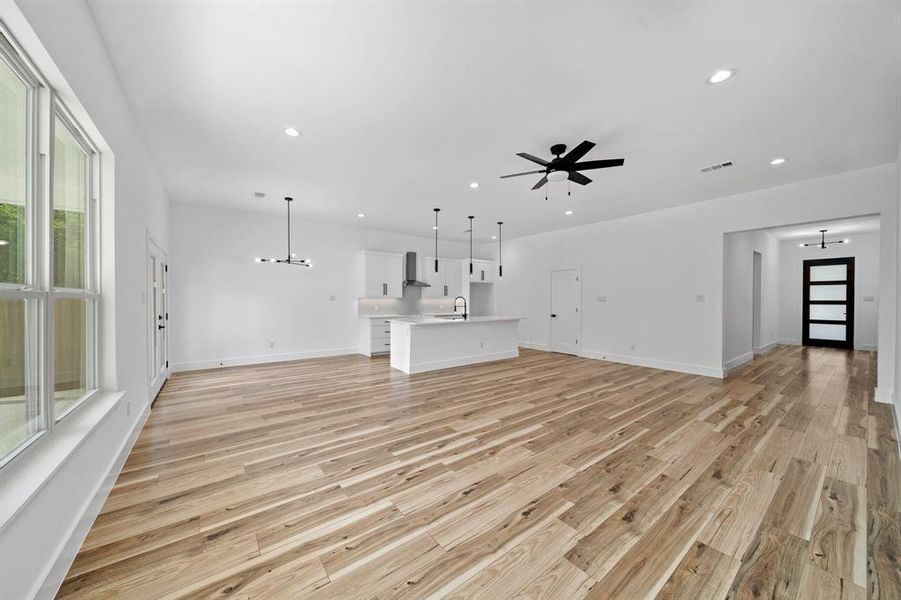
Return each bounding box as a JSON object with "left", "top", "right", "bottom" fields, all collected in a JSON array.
[{"left": 0, "top": 29, "right": 100, "bottom": 466}]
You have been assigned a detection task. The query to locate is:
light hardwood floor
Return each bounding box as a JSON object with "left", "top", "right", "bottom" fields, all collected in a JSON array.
[{"left": 59, "top": 346, "right": 900, "bottom": 599}]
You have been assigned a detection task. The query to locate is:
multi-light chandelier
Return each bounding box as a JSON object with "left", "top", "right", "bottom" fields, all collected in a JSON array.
[
  {"left": 800, "top": 229, "right": 849, "bottom": 250},
  {"left": 255, "top": 197, "right": 312, "bottom": 267}
]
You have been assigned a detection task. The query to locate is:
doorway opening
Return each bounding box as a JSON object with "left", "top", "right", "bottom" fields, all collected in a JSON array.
[{"left": 752, "top": 251, "right": 762, "bottom": 352}]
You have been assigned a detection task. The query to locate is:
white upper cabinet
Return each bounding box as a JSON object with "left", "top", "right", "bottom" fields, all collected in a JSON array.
[
  {"left": 470, "top": 259, "right": 495, "bottom": 284},
  {"left": 361, "top": 251, "right": 404, "bottom": 298},
  {"left": 445, "top": 260, "right": 463, "bottom": 298},
  {"left": 421, "top": 256, "right": 463, "bottom": 298}
]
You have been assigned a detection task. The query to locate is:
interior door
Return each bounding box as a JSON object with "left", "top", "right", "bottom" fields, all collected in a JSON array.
[
  {"left": 149, "top": 242, "right": 169, "bottom": 400},
  {"left": 803, "top": 257, "right": 854, "bottom": 349},
  {"left": 550, "top": 269, "right": 580, "bottom": 355}
]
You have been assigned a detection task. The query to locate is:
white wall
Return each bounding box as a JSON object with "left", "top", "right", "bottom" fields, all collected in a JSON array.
[
  {"left": 491, "top": 164, "right": 898, "bottom": 388},
  {"left": 896, "top": 140, "right": 901, "bottom": 431},
  {"left": 778, "top": 232, "right": 881, "bottom": 351},
  {"left": 0, "top": 1, "right": 170, "bottom": 598},
  {"left": 169, "top": 202, "right": 477, "bottom": 370},
  {"left": 723, "top": 230, "right": 781, "bottom": 370}
]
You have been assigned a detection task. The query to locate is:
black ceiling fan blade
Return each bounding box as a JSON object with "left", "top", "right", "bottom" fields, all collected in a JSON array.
[
  {"left": 561, "top": 140, "right": 595, "bottom": 164},
  {"left": 500, "top": 169, "right": 547, "bottom": 179},
  {"left": 572, "top": 158, "right": 625, "bottom": 171},
  {"left": 531, "top": 175, "right": 548, "bottom": 190},
  {"left": 568, "top": 171, "right": 592, "bottom": 186},
  {"left": 517, "top": 152, "right": 550, "bottom": 166}
]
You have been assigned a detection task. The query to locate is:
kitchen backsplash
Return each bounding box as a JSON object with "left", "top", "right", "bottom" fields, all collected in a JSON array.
[{"left": 357, "top": 294, "right": 461, "bottom": 316}]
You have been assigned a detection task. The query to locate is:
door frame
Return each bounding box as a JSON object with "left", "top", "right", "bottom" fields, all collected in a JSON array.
[
  {"left": 802, "top": 256, "right": 854, "bottom": 350},
  {"left": 549, "top": 266, "right": 582, "bottom": 355},
  {"left": 147, "top": 232, "right": 170, "bottom": 401}
]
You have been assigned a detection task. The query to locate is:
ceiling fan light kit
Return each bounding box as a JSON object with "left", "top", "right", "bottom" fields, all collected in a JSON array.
[
  {"left": 500, "top": 140, "right": 625, "bottom": 195},
  {"left": 254, "top": 197, "right": 312, "bottom": 267}
]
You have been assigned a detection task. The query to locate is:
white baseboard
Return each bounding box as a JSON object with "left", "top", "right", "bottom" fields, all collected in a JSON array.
[
  {"left": 780, "top": 338, "right": 801, "bottom": 346},
  {"left": 724, "top": 352, "right": 755, "bottom": 373},
  {"left": 518, "top": 341, "right": 549, "bottom": 351},
  {"left": 37, "top": 397, "right": 149, "bottom": 600},
  {"left": 171, "top": 347, "right": 358, "bottom": 372},
  {"left": 579, "top": 348, "right": 724, "bottom": 379},
  {"left": 753, "top": 341, "right": 780, "bottom": 354},
  {"left": 403, "top": 350, "right": 519, "bottom": 374},
  {"left": 875, "top": 387, "right": 895, "bottom": 405},
  {"left": 857, "top": 343, "right": 878, "bottom": 351}
]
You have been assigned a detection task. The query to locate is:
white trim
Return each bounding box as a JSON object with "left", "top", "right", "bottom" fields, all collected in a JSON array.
[
  {"left": 724, "top": 351, "right": 755, "bottom": 373},
  {"left": 753, "top": 340, "right": 780, "bottom": 354},
  {"left": 579, "top": 348, "right": 725, "bottom": 378},
  {"left": 857, "top": 343, "right": 879, "bottom": 352},
  {"left": 874, "top": 387, "right": 895, "bottom": 405},
  {"left": 170, "top": 347, "right": 359, "bottom": 373},
  {"left": 34, "top": 397, "right": 147, "bottom": 600},
  {"left": 400, "top": 349, "right": 519, "bottom": 374}
]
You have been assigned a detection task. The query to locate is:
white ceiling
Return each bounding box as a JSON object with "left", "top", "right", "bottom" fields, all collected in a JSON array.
[
  {"left": 764, "top": 215, "right": 881, "bottom": 241},
  {"left": 86, "top": 1, "right": 901, "bottom": 241}
]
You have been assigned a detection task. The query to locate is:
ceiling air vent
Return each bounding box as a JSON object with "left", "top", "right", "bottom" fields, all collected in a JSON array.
[
  {"left": 700, "top": 161, "right": 734, "bottom": 173},
  {"left": 253, "top": 191, "right": 266, "bottom": 199}
]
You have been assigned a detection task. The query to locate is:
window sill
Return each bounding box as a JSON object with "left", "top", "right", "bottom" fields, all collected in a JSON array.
[{"left": 0, "top": 390, "right": 127, "bottom": 530}]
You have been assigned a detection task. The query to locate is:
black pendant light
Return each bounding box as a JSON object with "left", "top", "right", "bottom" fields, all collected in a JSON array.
[
  {"left": 254, "top": 197, "right": 312, "bottom": 267},
  {"left": 468, "top": 216, "right": 474, "bottom": 275},
  {"left": 433, "top": 208, "right": 440, "bottom": 272},
  {"left": 497, "top": 221, "right": 503, "bottom": 277},
  {"left": 801, "top": 229, "right": 848, "bottom": 250}
]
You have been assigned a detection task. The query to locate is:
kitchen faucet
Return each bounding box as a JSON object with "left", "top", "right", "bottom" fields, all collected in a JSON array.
[{"left": 453, "top": 296, "right": 468, "bottom": 320}]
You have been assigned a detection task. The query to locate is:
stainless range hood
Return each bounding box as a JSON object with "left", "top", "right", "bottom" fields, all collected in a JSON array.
[{"left": 403, "top": 251, "right": 431, "bottom": 287}]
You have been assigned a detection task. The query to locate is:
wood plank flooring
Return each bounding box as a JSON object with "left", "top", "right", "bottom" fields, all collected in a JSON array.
[{"left": 58, "top": 346, "right": 900, "bottom": 599}]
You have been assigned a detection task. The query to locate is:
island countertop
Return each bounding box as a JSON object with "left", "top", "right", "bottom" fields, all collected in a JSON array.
[{"left": 389, "top": 316, "right": 522, "bottom": 327}]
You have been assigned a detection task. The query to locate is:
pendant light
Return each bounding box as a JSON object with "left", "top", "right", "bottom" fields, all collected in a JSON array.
[
  {"left": 254, "top": 197, "right": 312, "bottom": 267},
  {"left": 801, "top": 229, "right": 848, "bottom": 250},
  {"left": 497, "top": 221, "right": 503, "bottom": 277},
  {"left": 468, "top": 215, "right": 474, "bottom": 275},
  {"left": 433, "top": 208, "right": 440, "bottom": 272}
]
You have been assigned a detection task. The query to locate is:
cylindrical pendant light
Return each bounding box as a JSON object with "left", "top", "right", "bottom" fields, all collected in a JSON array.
[
  {"left": 433, "top": 208, "right": 440, "bottom": 272},
  {"left": 497, "top": 221, "right": 503, "bottom": 277},
  {"left": 468, "top": 216, "right": 474, "bottom": 275}
]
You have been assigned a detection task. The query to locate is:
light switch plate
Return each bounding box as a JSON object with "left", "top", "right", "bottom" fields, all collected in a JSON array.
[{"left": 696, "top": 295, "right": 705, "bottom": 303}]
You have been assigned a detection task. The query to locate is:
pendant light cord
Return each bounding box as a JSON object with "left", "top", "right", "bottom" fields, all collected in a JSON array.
[
  {"left": 433, "top": 208, "right": 440, "bottom": 272},
  {"left": 468, "top": 216, "right": 474, "bottom": 275},
  {"left": 286, "top": 197, "right": 292, "bottom": 260},
  {"left": 497, "top": 221, "right": 503, "bottom": 277}
]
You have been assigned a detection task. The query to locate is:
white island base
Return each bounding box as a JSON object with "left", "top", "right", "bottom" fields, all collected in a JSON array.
[{"left": 389, "top": 317, "right": 521, "bottom": 374}]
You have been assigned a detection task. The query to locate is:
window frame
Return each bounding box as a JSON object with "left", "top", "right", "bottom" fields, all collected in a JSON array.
[{"left": 0, "top": 27, "right": 102, "bottom": 469}]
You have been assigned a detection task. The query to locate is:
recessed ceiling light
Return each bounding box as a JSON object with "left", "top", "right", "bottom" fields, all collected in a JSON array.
[
  {"left": 799, "top": 243, "right": 805, "bottom": 248},
  {"left": 469, "top": 182, "right": 479, "bottom": 189},
  {"left": 284, "top": 127, "right": 300, "bottom": 137},
  {"left": 770, "top": 157, "right": 787, "bottom": 166},
  {"left": 565, "top": 210, "right": 573, "bottom": 216},
  {"left": 432, "top": 225, "right": 438, "bottom": 230},
  {"left": 707, "top": 69, "right": 736, "bottom": 84},
  {"left": 491, "top": 235, "right": 497, "bottom": 240},
  {"left": 844, "top": 239, "right": 850, "bottom": 243},
  {"left": 357, "top": 213, "right": 365, "bottom": 218}
]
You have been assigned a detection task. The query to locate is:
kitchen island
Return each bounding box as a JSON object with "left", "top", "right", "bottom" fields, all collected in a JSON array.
[{"left": 389, "top": 316, "right": 521, "bottom": 374}]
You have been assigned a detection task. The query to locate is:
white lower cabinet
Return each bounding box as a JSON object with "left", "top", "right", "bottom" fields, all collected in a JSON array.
[{"left": 358, "top": 318, "right": 393, "bottom": 356}]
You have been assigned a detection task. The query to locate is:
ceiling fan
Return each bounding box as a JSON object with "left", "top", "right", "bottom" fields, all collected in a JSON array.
[{"left": 500, "top": 140, "right": 624, "bottom": 190}]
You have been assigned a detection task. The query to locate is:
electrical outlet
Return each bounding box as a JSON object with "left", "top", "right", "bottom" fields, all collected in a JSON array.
[
  {"left": 329, "top": 295, "right": 336, "bottom": 301},
  {"left": 480, "top": 341, "right": 484, "bottom": 349},
  {"left": 269, "top": 341, "right": 275, "bottom": 348},
  {"left": 126, "top": 401, "right": 131, "bottom": 416},
  {"left": 696, "top": 294, "right": 705, "bottom": 303},
  {"left": 630, "top": 344, "right": 636, "bottom": 351}
]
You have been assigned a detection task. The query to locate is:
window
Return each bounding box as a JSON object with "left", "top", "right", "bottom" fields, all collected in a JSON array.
[{"left": 0, "top": 31, "right": 100, "bottom": 466}]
